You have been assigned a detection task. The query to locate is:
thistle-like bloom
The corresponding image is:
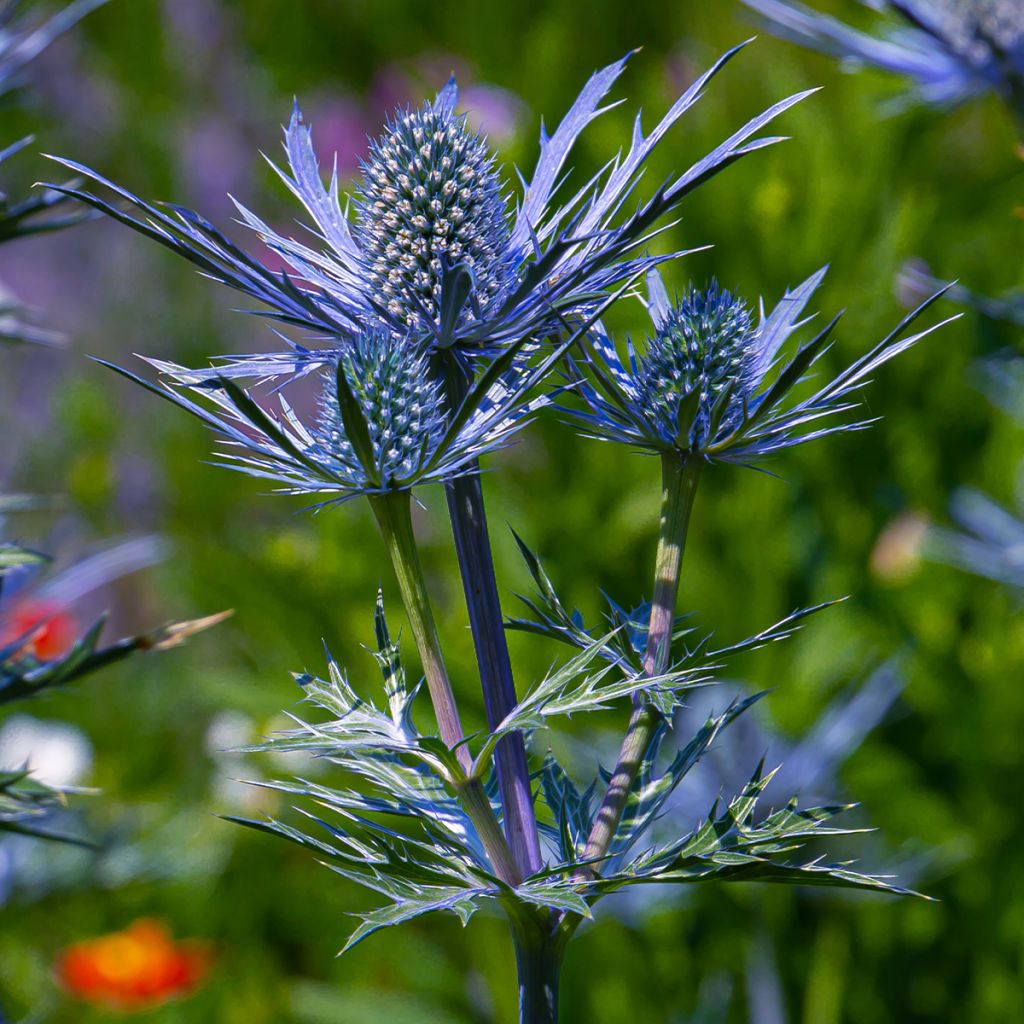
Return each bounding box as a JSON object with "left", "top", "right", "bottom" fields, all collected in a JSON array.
[
  {"left": 45, "top": 44, "right": 812, "bottom": 375},
  {"left": 569, "top": 268, "right": 955, "bottom": 465},
  {"left": 742, "top": 0, "right": 1024, "bottom": 113},
  {"left": 110, "top": 328, "right": 555, "bottom": 503}
]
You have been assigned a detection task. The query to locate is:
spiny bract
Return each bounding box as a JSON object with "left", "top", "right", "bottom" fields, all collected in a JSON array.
[
  {"left": 315, "top": 331, "right": 446, "bottom": 487},
  {"left": 635, "top": 283, "right": 755, "bottom": 448},
  {"left": 356, "top": 91, "right": 513, "bottom": 333},
  {"left": 46, "top": 44, "right": 820, "bottom": 371}
]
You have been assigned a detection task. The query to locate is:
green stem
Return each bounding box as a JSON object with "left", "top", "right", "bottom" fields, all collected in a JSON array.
[
  {"left": 369, "top": 489, "right": 520, "bottom": 886},
  {"left": 579, "top": 452, "right": 702, "bottom": 872},
  {"left": 458, "top": 774, "right": 522, "bottom": 887}
]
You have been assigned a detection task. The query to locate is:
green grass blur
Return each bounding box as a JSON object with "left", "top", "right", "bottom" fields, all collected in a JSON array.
[{"left": 1, "top": 0, "right": 1023, "bottom": 1021}]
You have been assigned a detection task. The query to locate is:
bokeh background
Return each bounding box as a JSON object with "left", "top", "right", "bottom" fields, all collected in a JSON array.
[{"left": 1, "top": 0, "right": 1023, "bottom": 1021}]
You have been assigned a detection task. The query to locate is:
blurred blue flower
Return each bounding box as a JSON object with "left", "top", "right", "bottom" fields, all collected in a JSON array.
[
  {"left": 742, "top": 0, "right": 1024, "bottom": 112},
  {"left": 0, "top": 0, "right": 108, "bottom": 98},
  {"left": 568, "top": 267, "right": 953, "bottom": 466},
  {"left": 46, "top": 44, "right": 812, "bottom": 371},
  {"left": 928, "top": 488, "right": 1024, "bottom": 589}
]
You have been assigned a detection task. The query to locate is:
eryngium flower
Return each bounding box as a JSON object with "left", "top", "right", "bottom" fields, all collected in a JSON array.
[
  {"left": 742, "top": 0, "right": 1024, "bottom": 112},
  {"left": 569, "top": 267, "right": 955, "bottom": 464},
  {"left": 108, "top": 328, "right": 555, "bottom": 503},
  {"left": 630, "top": 281, "right": 756, "bottom": 451},
  {"left": 44, "top": 43, "right": 813, "bottom": 370}
]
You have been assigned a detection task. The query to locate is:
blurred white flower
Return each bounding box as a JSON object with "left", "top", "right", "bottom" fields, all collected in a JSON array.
[{"left": 0, "top": 714, "right": 93, "bottom": 787}]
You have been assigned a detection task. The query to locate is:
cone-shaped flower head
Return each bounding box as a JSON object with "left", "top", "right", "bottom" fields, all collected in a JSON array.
[
  {"left": 45, "top": 43, "right": 817, "bottom": 382},
  {"left": 633, "top": 282, "right": 756, "bottom": 450},
  {"left": 742, "top": 0, "right": 1024, "bottom": 112},
  {"left": 570, "top": 268, "right": 956, "bottom": 465},
  {"left": 356, "top": 87, "right": 514, "bottom": 334}
]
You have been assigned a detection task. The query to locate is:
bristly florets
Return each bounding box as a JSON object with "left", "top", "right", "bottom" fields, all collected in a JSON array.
[
  {"left": 356, "top": 91, "right": 513, "bottom": 333},
  {"left": 315, "top": 331, "right": 446, "bottom": 488},
  {"left": 634, "top": 283, "right": 755, "bottom": 449}
]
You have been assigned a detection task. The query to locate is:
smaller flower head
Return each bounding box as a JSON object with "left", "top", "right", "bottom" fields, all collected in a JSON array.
[
  {"left": 313, "top": 331, "right": 447, "bottom": 490},
  {"left": 743, "top": 0, "right": 1024, "bottom": 112},
  {"left": 120, "top": 327, "right": 558, "bottom": 506},
  {"left": 633, "top": 281, "right": 756, "bottom": 450},
  {"left": 569, "top": 267, "right": 955, "bottom": 466}
]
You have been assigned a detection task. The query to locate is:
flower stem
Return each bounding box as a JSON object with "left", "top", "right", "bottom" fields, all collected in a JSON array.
[
  {"left": 579, "top": 452, "right": 702, "bottom": 871},
  {"left": 369, "top": 488, "right": 521, "bottom": 886},
  {"left": 438, "top": 353, "right": 544, "bottom": 878}
]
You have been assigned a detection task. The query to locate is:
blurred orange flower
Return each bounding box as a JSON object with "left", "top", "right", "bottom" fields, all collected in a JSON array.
[
  {"left": 2, "top": 599, "right": 78, "bottom": 661},
  {"left": 57, "top": 919, "right": 212, "bottom": 1010}
]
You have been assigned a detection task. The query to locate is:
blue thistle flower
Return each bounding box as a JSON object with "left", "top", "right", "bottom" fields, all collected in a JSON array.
[
  {"left": 43, "top": 43, "right": 814, "bottom": 374},
  {"left": 742, "top": 0, "right": 1024, "bottom": 112},
  {"left": 312, "top": 332, "right": 447, "bottom": 490},
  {"left": 569, "top": 267, "right": 957, "bottom": 465},
  {"left": 632, "top": 282, "right": 756, "bottom": 450},
  {"left": 105, "top": 327, "right": 558, "bottom": 504},
  {"left": 354, "top": 92, "right": 515, "bottom": 335}
]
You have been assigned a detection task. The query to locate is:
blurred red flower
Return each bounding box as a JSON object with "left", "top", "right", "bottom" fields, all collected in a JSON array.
[
  {"left": 57, "top": 919, "right": 212, "bottom": 1010},
  {"left": 1, "top": 600, "right": 78, "bottom": 661}
]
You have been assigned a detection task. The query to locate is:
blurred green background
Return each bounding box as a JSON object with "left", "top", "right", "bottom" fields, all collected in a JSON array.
[{"left": 1, "top": 0, "right": 1023, "bottom": 1021}]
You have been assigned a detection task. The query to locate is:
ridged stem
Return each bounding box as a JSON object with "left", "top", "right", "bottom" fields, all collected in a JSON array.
[
  {"left": 369, "top": 488, "right": 520, "bottom": 886},
  {"left": 579, "top": 452, "right": 702, "bottom": 871},
  {"left": 509, "top": 911, "right": 570, "bottom": 1024},
  {"left": 438, "top": 353, "right": 544, "bottom": 878}
]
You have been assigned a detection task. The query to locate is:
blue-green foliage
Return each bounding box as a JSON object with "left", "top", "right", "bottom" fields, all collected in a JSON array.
[{"left": 232, "top": 590, "right": 915, "bottom": 956}]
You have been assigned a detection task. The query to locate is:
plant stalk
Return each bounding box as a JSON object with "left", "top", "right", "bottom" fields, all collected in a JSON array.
[
  {"left": 579, "top": 452, "right": 702, "bottom": 871},
  {"left": 369, "top": 488, "right": 521, "bottom": 886},
  {"left": 439, "top": 353, "right": 544, "bottom": 878},
  {"left": 509, "top": 912, "right": 569, "bottom": 1024}
]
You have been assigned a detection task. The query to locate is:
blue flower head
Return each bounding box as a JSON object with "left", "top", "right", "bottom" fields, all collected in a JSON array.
[
  {"left": 743, "top": 0, "right": 1024, "bottom": 112},
  {"left": 313, "top": 331, "right": 446, "bottom": 490},
  {"left": 570, "top": 267, "right": 956, "bottom": 465},
  {"left": 107, "top": 324, "right": 560, "bottom": 505},
  {"left": 45, "top": 44, "right": 815, "bottom": 377},
  {"left": 355, "top": 85, "right": 514, "bottom": 335},
  {"left": 633, "top": 281, "right": 756, "bottom": 450}
]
